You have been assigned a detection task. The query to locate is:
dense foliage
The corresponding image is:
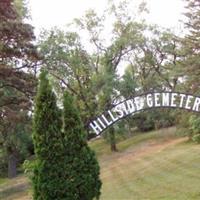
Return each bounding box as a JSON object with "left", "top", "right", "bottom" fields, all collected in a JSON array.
[
  {"left": 178, "top": 0, "right": 200, "bottom": 139},
  {"left": 32, "top": 71, "right": 64, "bottom": 199},
  {"left": 0, "top": 0, "right": 38, "bottom": 178},
  {"left": 62, "top": 91, "right": 101, "bottom": 199},
  {"left": 32, "top": 71, "right": 101, "bottom": 199}
]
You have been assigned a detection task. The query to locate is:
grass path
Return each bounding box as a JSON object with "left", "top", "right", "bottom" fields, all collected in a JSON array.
[{"left": 0, "top": 175, "right": 31, "bottom": 200}]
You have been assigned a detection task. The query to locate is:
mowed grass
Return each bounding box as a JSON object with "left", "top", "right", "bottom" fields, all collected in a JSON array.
[
  {"left": 1, "top": 127, "right": 200, "bottom": 199},
  {"left": 91, "top": 128, "right": 200, "bottom": 200},
  {"left": 0, "top": 174, "right": 31, "bottom": 200}
]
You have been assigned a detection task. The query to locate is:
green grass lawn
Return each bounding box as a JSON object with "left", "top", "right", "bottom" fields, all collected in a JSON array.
[
  {"left": 1, "top": 127, "right": 200, "bottom": 200},
  {"left": 99, "top": 140, "right": 200, "bottom": 200}
]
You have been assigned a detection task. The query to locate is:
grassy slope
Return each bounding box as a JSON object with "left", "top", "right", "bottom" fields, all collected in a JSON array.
[
  {"left": 1, "top": 127, "right": 200, "bottom": 200},
  {"left": 91, "top": 127, "right": 200, "bottom": 200},
  {"left": 100, "top": 140, "right": 200, "bottom": 200}
]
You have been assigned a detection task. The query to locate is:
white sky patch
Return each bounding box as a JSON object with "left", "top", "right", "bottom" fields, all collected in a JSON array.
[
  {"left": 146, "top": 0, "right": 185, "bottom": 28},
  {"left": 29, "top": 0, "right": 186, "bottom": 34},
  {"left": 29, "top": 0, "right": 107, "bottom": 34}
]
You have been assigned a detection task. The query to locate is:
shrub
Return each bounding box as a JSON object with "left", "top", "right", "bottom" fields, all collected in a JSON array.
[
  {"left": 31, "top": 71, "right": 101, "bottom": 200},
  {"left": 32, "top": 71, "right": 65, "bottom": 199},
  {"left": 62, "top": 91, "right": 101, "bottom": 200},
  {"left": 189, "top": 115, "right": 200, "bottom": 143},
  {"left": 192, "top": 134, "right": 200, "bottom": 144}
]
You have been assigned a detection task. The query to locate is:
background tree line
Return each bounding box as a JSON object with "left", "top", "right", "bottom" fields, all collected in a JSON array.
[{"left": 0, "top": 0, "right": 200, "bottom": 179}]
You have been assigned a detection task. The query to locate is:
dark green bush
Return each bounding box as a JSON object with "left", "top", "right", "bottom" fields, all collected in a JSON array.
[
  {"left": 192, "top": 134, "right": 200, "bottom": 143},
  {"left": 62, "top": 91, "right": 101, "bottom": 200},
  {"left": 189, "top": 115, "right": 200, "bottom": 143},
  {"left": 31, "top": 71, "right": 101, "bottom": 200},
  {"left": 132, "top": 110, "right": 175, "bottom": 132}
]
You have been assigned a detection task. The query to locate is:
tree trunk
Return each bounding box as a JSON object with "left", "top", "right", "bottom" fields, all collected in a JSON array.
[
  {"left": 126, "top": 119, "right": 132, "bottom": 137},
  {"left": 7, "top": 149, "right": 17, "bottom": 178},
  {"left": 109, "top": 127, "right": 118, "bottom": 152}
]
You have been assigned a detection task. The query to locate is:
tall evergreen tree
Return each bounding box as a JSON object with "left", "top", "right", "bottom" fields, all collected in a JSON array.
[
  {"left": 32, "top": 71, "right": 66, "bottom": 199},
  {"left": 183, "top": 0, "right": 200, "bottom": 92},
  {"left": 181, "top": 0, "right": 200, "bottom": 142},
  {"left": 32, "top": 71, "right": 101, "bottom": 199},
  {"left": 0, "top": 0, "right": 38, "bottom": 178},
  {"left": 63, "top": 91, "right": 101, "bottom": 200}
]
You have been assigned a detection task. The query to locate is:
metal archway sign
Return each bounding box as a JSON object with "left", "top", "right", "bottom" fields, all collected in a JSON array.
[{"left": 89, "top": 92, "right": 200, "bottom": 135}]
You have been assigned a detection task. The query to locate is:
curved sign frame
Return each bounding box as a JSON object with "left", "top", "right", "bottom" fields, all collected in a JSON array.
[{"left": 89, "top": 92, "right": 200, "bottom": 135}]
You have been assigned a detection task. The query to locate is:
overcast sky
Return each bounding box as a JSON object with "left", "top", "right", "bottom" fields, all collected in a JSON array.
[{"left": 28, "top": 0, "right": 186, "bottom": 34}]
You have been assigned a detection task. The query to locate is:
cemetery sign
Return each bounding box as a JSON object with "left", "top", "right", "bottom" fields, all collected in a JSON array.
[{"left": 89, "top": 92, "right": 200, "bottom": 135}]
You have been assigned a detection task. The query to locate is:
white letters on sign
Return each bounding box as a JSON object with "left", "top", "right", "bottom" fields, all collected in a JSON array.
[{"left": 89, "top": 92, "right": 200, "bottom": 135}]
